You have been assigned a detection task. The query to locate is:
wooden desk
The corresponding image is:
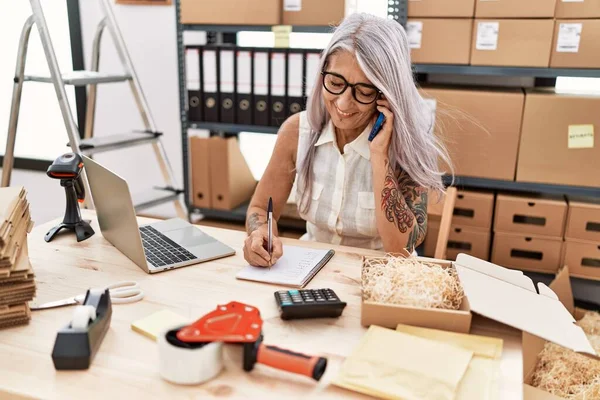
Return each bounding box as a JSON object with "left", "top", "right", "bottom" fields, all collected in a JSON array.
[{"left": 0, "top": 213, "right": 523, "bottom": 399}]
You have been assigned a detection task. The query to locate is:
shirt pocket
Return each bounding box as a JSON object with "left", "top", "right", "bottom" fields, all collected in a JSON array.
[
  {"left": 356, "top": 191, "right": 378, "bottom": 237},
  {"left": 298, "top": 182, "right": 325, "bottom": 222}
]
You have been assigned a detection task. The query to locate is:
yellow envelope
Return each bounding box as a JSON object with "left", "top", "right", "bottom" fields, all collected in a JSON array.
[
  {"left": 396, "top": 324, "right": 504, "bottom": 400},
  {"left": 333, "top": 325, "right": 474, "bottom": 400}
]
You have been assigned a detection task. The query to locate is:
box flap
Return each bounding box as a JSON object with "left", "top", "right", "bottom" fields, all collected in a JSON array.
[
  {"left": 524, "top": 384, "right": 563, "bottom": 400},
  {"left": 548, "top": 266, "right": 575, "bottom": 316},
  {"left": 455, "top": 254, "right": 598, "bottom": 358}
]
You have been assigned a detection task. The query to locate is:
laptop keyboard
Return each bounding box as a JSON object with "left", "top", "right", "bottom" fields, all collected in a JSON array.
[{"left": 139, "top": 225, "right": 198, "bottom": 267}]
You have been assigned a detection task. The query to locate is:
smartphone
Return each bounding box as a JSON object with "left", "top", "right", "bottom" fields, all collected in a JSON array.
[{"left": 368, "top": 112, "right": 386, "bottom": 142}]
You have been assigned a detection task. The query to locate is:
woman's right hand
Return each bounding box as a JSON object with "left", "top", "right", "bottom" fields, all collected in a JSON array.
[{"left": 243, "top": 229, "right": 284, "bottom": 268}]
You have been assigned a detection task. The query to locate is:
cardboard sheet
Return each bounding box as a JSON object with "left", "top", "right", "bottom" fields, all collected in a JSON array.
[
  {"left": 333, "top": 325, "right": 473, "bottom": 400},
  {"left": 396, "top": 324, "right": 503, "bottom": 400}
]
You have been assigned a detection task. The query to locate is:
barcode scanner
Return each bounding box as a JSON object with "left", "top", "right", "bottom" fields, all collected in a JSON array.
[{"left": 44, "top": 153, "right": 95, "bottom": 243}]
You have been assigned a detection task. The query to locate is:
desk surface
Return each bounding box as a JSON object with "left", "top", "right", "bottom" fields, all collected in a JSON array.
[{"left": 0, "top": 213, "right": 523, "bottom": 400}]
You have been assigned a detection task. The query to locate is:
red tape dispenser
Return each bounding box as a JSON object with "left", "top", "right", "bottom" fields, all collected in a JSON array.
[{"left": 177, "top": 301, "right": 328, "bottom": 381}]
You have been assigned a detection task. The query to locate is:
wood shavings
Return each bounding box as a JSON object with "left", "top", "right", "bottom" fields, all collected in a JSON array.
[
  {"left": 362, "top": 255, "right": 464, "bottom": 310},
  {"left": 531, "top": 310, "right": 600, "bottom": 399}
]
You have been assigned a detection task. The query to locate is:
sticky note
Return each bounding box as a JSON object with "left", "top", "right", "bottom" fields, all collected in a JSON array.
[
  {"left": 131, "top": 310, "right": 189, "bottom": 341},
  {"left": 568, "top": 124, "right": 594, "bottom": 149},
  {"left": 272, "top": 25, "right": 292, "bottom": 48}
]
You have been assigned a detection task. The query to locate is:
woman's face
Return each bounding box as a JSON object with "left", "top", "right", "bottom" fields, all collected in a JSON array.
[{"left": 322, "top": 51, "right": 378, "bottom": 132}]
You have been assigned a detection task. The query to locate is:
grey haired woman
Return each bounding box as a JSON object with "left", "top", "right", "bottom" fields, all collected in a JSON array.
[{"left": 243, "top": 12, "right": 451, "bottom": 267}]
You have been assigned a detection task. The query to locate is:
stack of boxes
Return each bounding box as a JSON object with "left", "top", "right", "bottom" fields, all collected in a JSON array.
[
  {"left": 180, "top": 0, "right": 345, "bottom": 26},
  {"left": 424, "top": 190, "right": 495, "bottom": 261},
  {"left": 563, "top": 198, "right": 600, "bottom": 281},
  {"left": 491, "top": 194, "right": 567, "bottom": 274},
  {"left": 407, "top": 0, "right": 600, "bottom": 68}
]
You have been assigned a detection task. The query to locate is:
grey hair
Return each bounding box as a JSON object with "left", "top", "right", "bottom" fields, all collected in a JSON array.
[{"left": 297, "top": 13, "right": 453, "bottom": 214}]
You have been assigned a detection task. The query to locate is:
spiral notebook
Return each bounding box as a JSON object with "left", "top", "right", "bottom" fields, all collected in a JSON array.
[{"left": 236, "top": 245, "right": 335, "bottom": 288}]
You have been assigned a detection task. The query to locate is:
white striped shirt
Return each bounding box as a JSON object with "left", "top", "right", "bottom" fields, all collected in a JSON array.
[{"left": 292, "top": 111, "right": 383, "bottom": 250}]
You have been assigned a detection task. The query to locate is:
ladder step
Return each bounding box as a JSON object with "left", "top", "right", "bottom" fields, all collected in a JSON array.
[
  {"left": 133, "top": 187, "right": 182, "bottom": 213},
  {"left": 24, "top": 71, "right": 132, "bottom": 86},
  {"left": 77, "top": 131, "right": 162, "bottom": 155}
]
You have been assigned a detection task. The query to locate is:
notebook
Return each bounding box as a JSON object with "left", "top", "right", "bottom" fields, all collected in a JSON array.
[{"left": 236, "top": 245, "right": 335, "bottom": 288}]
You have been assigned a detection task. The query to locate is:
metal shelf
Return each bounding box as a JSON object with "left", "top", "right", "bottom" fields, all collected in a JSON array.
[
  {"left": 414, "top": 64, "right": 600, "bottom": 78},
  {"left": 189, "top": 122, "right": 279, "bottom": 134},
  {"left": 444, "top": 176, "right": 600, "bottom": 198},
  {"left": 182, "top": 24, "right": 335, "bottom": 33}
]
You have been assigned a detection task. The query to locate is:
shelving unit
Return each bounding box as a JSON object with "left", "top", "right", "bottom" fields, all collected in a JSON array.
[{"left": 175, "top": 0, "right": 600, "bottom": 223}]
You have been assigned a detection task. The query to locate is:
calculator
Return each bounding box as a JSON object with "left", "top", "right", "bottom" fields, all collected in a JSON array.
[{"left": 274, "top": 289, "right": 347, "bottom": 320}]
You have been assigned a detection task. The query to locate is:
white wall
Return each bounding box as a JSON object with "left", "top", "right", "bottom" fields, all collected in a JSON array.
[{"left": 78, "top": 0, "right": 184, "bottom": 218}]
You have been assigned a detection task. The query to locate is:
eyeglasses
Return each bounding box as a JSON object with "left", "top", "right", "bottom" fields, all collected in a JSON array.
[{"left": 321, "top": 71, "right": 382, "bottom": 105}]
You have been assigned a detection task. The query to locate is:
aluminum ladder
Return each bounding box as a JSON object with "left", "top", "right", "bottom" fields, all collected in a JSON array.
[{"left": 2, "top": 0, "right": 186, "bottom": 218}]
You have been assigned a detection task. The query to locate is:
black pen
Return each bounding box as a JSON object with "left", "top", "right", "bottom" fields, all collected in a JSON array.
[{"left": 267, "top": 197, "right": 273, "bottom": 268}]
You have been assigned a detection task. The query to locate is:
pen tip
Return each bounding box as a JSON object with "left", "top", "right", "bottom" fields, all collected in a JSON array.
[{"left": 268, "top": 197, "right": 273, "bottom": 209}]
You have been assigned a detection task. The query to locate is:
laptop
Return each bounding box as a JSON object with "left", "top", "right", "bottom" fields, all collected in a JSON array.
[{"left": 82, "top": 155, "right": 236, "bottom": 273}]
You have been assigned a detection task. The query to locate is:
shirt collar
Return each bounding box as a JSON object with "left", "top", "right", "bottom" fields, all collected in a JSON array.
[{"left": 314, "top": 118, "right": 372, "bottom": 161}]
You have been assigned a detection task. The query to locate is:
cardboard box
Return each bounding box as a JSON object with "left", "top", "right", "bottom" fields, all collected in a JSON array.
[
  {"left": 475, "top": 0, "right": 557, "bottom": 18},
  {"left": 555, "top": 1, "right": 600, "bottom": 19},
  {"left": 407, "top": 19, "right": 473, "bottom": 64},
  {"left": 550, "top": 20, "right": 600, "bottom": 68},
  {"left": 470, "top": 19, "right": 554, "bottom": 67},
  {"left": 516, "top": 90, "right": 600, "bottom": 188},
  {"left": 408, "top": 0, "right": 475, "bottom": 17},
  {"left": 190, "top": 137, "right": 211, "bottom": 209},
  {"left": 566, "top": 198, "right": 600, "bottom": 243},
  {"left": 419, "top": 87, "right": 525, "bottom": 180},
  {"left": 453, "top": 190, "right": 495, "bottom": 229},
  {"left": 424, "top": 221, "right": 491, "bottom": 261},
  {"left": 562, "top": 240, "right": 600, "bottom": 281},
  {"left": 491, "top": 232, "right": 563, "bottom": 274},
  {"left": 361, "top": 258, "right": 473, "bottom": 333},
  {"left": 209, "top": 137, "right": 257, "bottom": 210},
  {"left": 282, "top": 0, "right": 344, "bottom": 26},
  {"left": 494, "top": 194, "right": 567, "bottom": 237},
  {"left": 180, "top": 0, "right": 280, "bottom": 25},
  {"left": 523, "top": 265, "right": 597, "bottom": 399},
  {"left": 454, "top": 254, "right": 598, "bottom": 387}
]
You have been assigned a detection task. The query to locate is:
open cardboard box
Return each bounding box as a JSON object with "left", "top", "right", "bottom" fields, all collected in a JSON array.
[
  {"left": 522, "top": 265, "right": 599, "bottom": 399},
  {"left": 361, "top": 257, "right": 473, "bottom": 334}
]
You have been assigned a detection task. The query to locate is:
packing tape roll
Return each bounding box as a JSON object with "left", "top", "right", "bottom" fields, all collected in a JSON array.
[
  {"left": 71, "top": 305, "right": 96, "bottom": 330},
  {"left": 158, "top": 327, "right": 223, "bottom": 385}
]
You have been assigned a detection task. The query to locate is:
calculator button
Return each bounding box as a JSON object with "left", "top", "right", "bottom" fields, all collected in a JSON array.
[
  {"left": 281, "top": 301, "right": 293, "bottom": 306},
  {"left": 316, "top": 298, "right": 325, "bottom": 302},
  {"left": 289, "top": 290, "right": 299, "bottom": 295}
]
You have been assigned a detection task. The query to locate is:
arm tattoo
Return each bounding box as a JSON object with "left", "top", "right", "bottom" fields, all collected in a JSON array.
[
  {"left": 381, "top": 162, "right": 414, "bottom": 233},
  {"left": 380, "top": 160, "right": 428, "bottom": 251},
  {"left": 246, "top": 212, "right": 264, "bottom": 234},
  {"left": 398, "top": 169, "right": 428, "bottom": 252}
]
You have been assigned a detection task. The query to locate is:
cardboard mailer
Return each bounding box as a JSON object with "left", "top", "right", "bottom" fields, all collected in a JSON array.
[
  {"left": 555, "top": 1, "right": 600, "bottom": 19},
  {"left": 494, "top": 194, "right": 567, "bottom": 238},
  {"left": 190, "top": 137, "right": 211, "bottom": 209},
  {"left": 491, "top": 232, "right": 563, "bottom": 274},
  {"left": 454, "top": 254, "right": 598, "bottom": 361},
  {"left": 453, "top": 190, "right": 495, "bottom": 229},
  {"left": 408, "top": 0, "right": 476, "bottom": 18},
  {"left": 282, "top": 0, "right": 345, "bottom": 26},
  {"left": 209, "top": 137, "right": 257, "bottom": 211},
  {"left": 424, "top": 221, "right": 490, "bottom": 261},
  {"left": 565, "top": 198, "right": 600, "bottom": 243},
  {"left": 475, "top": 0, "right": 557, "bottom": 18},
  {"left": 551, "top": 20, "right": 600, "bottom": 69},
  {"left": 562, "top": 239, "right": 600, "bottom": 281},
  {"left": 470, "top": 19, "right": 554, "bottom": 68},
  {"left": 408, "top": 19, "right": 473, "bottom": 65}
]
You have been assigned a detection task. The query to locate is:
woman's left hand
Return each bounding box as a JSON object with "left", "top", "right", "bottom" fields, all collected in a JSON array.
[{"left": 369, "top": 99, "right": 394, "bottom": 157}]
